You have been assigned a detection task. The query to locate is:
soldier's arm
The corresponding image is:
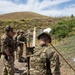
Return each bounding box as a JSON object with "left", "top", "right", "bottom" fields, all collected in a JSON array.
[
  {"left": 24, "top": 37, "right": 27, "bottom": 49},
  {"left": 46, "top": 48, "right": 60, "bottom": 75},
  {"left": 3, "top": 37, "right": 14, "bottom": 61},
  {"left": 3, "top": 37, "right": 11, "bottom": 56},
  {"left": 53, "top": 53, "right": 60, "bottom": 75},
  {"left": 17, "top": 36, "right": 25, "bottom": 44}
]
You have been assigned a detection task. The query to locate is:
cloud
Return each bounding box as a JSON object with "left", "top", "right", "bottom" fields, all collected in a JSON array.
[
  {"left": 0, "top": 0, "right": 75, "bottom": 17},
  {"left": 61, "top": 4, "right": 75, "bottom": 16},
  {"left": 38, "top": 0, "right": 71, "bottom": 10}
]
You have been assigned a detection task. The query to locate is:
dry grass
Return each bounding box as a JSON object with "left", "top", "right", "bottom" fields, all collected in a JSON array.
[
  {"left": 54, "top": 35, "right": 75, "bottom": 75},
  {"left": 0, "top": 12, "right": 48, "bottom": 21}
]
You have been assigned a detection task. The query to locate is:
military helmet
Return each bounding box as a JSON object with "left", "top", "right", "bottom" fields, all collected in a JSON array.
[
  {"left": 20, "top": 30, "right": 24, "bottom": 33},
  {"left": 4, "top": 25, "right": 13, "bottom": 32},
  {"left": 37, "top": 32, "right": 51, "bottom": 43}
]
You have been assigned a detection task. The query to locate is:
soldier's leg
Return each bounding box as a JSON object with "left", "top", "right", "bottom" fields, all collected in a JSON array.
[
  {"left": 15, "top": 48, "right": 18, "bottom": 59},
  {"left": 16, "top": 48, "right": 19, "bottom": 59},
  {"left": 17, "top": 46, "right": 21, "bottom": 61},
  {"left": 2, "top": 56, "right": 8, "bottom": 75},
  {"left": 2, "top": 66, "right": 8, "bottom": 75},
  {"left": 8, "top": 64, "right": 15, "bottom": 75},
  {"left": 6, "top": 60, "right": 15, "bottom": 75},
  {"left": 19, "top": 48, "right": 23, "bottom": 61},
  {"left": 19, "top": 46, "right": 23, "bottom": 61},
  {"left": 2, "top": 60, "right": 15, "bottom": 75},
  {"left": 20, "top": 46, "right": 23, "bottom": 58},
  {"left": 53, "top": 53, "right": 60, "bottom": 75}
]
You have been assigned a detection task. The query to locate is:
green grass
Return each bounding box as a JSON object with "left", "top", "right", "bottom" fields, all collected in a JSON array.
[
  {"left": 56, "top": 35, "right": 75, "bottom": 53},
  {"left": 50, "top": 35, "right": 75, "bottom": 70}
]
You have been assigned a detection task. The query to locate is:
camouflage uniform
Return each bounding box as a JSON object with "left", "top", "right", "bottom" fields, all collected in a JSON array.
[
  {"left": 13, "top": 30, "right": 20, "bottom": 59},
  {"left": 22, "top": 45, "right": 60, "bottom": 75},
  {"left": 13, "top": 34, "right": 18, "bottom": 50},
  {"left": 13, "top": 30, "right": 20, "bottom": 43},
  {"left": 1, "top": 34, "right": 15, "bottom": 75},
  {"left": 30, "top": 45, "right": 60, "bottom": 75},
  {"left": 1, "top": 25, "right": 15, "bottom": 75},
  {"left": 17, "top": 32, "right": 27, "bottom": 62}
]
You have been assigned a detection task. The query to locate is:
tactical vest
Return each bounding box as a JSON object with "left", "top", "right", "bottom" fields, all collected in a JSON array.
[{"left": 30, "top": 47, "right": 48, "bottom": 75}]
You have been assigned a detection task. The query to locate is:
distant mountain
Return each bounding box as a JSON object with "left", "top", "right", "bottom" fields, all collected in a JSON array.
[{"left": 0, "top": 12, "right": 48, "bottom": 20}]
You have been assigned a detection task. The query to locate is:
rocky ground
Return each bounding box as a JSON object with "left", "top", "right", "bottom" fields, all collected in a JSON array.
[
  {"left": 0, "top": 57, "right": 75, "bottom": 75},
  {"left": 0, "top": 49, "right": 75, "bottom": 75},
  {"left": 0, "top": 57, "right": 27, "bottom": 75}
]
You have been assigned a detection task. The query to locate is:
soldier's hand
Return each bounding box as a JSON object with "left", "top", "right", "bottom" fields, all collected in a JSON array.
[{"left": 8, "top": 55, "right": 13, "bottom": 61}]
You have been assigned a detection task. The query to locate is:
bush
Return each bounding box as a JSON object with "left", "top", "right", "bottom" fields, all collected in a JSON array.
[{"left": 51, "top": 18, "right": 75, "bottom": 39}]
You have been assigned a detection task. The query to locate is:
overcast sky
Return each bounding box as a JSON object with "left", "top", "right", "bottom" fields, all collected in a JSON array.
[{"left": 0, "top": 0, "right": 75, "bottom": 17}]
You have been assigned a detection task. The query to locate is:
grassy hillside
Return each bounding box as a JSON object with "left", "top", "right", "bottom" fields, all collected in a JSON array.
[
  {"left": 0, "top": 12, "right": 57, "bottom": 35},
  {"left": 56, "top": 35, "right": 75, "bottom": 60},
  {"left": 49, "top": 35, "right": 75, "bottom": 75},
  {"left": 0, "top": 12, "right": 75, "bottom": 39},
  {"left": 0, "top": 12, "right": 48, "bottom": 21},
  {"left": 55, "top": 35, "right": 75, "bottom": 71}
]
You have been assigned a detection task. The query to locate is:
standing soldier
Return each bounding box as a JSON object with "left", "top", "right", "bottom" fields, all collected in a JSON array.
[
  {"left": 17, "top": 30, "right": 27, "bottom": 62},
  {"left": 14, "top": 30, "right": 20, "bottom": 42},
  {"left": 22, "top": 32, "right": 60, "bottom": 75},
  {"left": 1, "top": 25, "right": 15, "bottom": 75},
  {"left": 13, "top": 30, "right": 20, "bottom": 59}
]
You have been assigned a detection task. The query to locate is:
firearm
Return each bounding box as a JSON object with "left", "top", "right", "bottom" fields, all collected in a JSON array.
[{"left": 26, "top": 47, "right": 34, "bottom": 75}]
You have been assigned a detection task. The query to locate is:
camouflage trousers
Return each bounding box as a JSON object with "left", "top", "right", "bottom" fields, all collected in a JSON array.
[
  {"left": 22, "top": 69, "right": 52, "bottom": 75},
  {"left": 14, "top": 48, "right": 18, "bottom": 60},
  {"left": 2, "top": 55, "right": 15, "bottom": 75},
  {"left": 17, "top": 46, "right": 23, "bottom": 61}
]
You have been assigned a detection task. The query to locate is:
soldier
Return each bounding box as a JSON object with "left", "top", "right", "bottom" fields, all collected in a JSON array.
[
  {"left": 22, "top": 32, "right": 60, "bottom": 75},
  {"left": 14, "top": 30, "right": 20, "bottom": 42},
  {"left": 13, "top": 30, "right": 20, "bottom": 59},
  {"left": 1, "top": 25, "right": 15, "bottom": 75},
  {"left": 17, "top": 30, "right": 27, "bottom": 62}
]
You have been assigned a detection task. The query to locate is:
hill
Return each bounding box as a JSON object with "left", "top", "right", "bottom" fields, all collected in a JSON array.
[
  {"left": 0, "top": 12, "right": 48, "bottom": 21},
  {"left": 0, "top": 12, "right": 75, "bottom": 39},
  {"left": 54, "top": 35, "right": 75, "bottom": 75},
  {"left": 0, "top": 12, "right": 56, "bottom": 34}
]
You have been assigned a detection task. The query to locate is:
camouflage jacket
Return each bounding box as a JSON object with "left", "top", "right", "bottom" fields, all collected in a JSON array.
[
  {"left": 29, "top": 45, "right": 60, "bottom": 75},
  {"left": 13, "top": 34, "right": 19, "bottom": 48},
  {"left": 17, "top": 35, "right": 27, "bottom": 46},
  {"left": 1, "top": 34, "right": 15, "bottom": 54}
]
